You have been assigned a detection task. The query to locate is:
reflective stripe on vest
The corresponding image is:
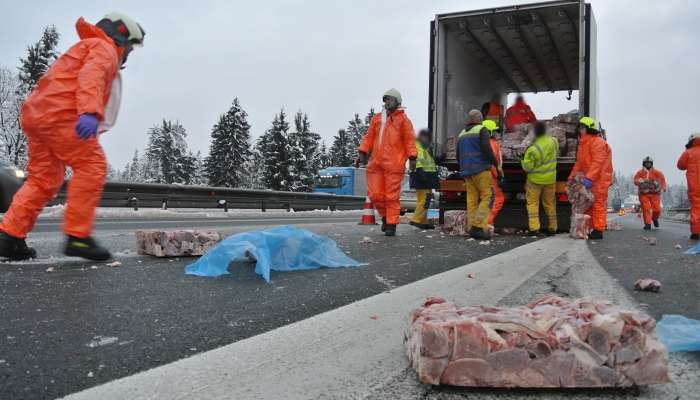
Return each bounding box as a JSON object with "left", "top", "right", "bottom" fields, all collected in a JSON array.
[{"left": 415, "top": 141, "right": 437, "bottom": 172}]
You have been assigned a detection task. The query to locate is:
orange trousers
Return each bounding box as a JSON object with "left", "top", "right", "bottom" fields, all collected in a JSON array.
[
  {"left": 488, "top": 177, "right": 504, "bottom": 225},
  {"left": 587, "top": 188, "right": 608, "bottom": 232},
  {"left": 366, "top": 165, "right": 404, "bottom": 225},
  {"left": 639, "top": 193, "right": 661, "bottom": 225},
  {"left": 690, "top": 195, "right": 700, "bottom": 235},
  {"left": 0, "top": 123, "right": 107, "bottom": 239}
]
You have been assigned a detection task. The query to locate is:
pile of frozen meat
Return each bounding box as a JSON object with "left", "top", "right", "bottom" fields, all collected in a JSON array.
[
  {"left": 498, "top": 112, "right": 580, "bottom": 161},
  {"left": 405, "top": 295, "right": 669, "bottom": 388}
]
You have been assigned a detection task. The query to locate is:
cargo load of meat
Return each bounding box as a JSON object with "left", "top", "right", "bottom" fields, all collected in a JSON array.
[
  {"left": 567, "top": 172, "right": 595, "bottom": 239},
  {"left": 639, "top": 180, "right": 662, "bottom": 194},
  {"left": 497, "top": 112, "right": 580, "bottom": 161},
  {"left": 405, "top": 295, "right": 669, "bottom": 388}
]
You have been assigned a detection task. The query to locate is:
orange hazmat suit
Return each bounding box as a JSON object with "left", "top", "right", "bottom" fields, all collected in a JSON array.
[
  {"left": 569, "top": 133, "right": 613, "bottom": 232},
  {"left": 1, "top": 18, "right": 122, "bottom": 239},
  {"left": 359, "top": 108, "right": 417, "bottom": 225},
  {"left": 488, "top": 137, "right": 504, "bottom": 225},
  {"left": 633, "top": 167, "right": 666, "bottom": 226},
  {"left": 677, "top": 140, "right": 700, "bottom": 234}
]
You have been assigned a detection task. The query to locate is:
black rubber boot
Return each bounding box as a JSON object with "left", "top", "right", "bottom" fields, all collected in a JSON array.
[
  {"left": 545, "top": 230, "right": 557, "bottom": 237},
  {"left": 469, "top": 227, "right": 490, "bottom": 240},
  {"left": 691, "top": 234, "right": 700, "bottom": 241},
  {"left": 64, "top": 236, "right": 112, "bottom": 261},
  {"left": 588, "top": 230, "right": 604, "bottom": 240},
  {"left": 643, "top": 224, "right": 652, "bottom": 230},
  {"left": 381, "top": 218, "right": 387, "bottom": 232},
  {"left": 384, "top": 224, "right": 397, "bottom": 237},
  {"left": 653, "top": 219, "right": 660, "bottom": 228},
  {"left": 409, "top": 221, "right": 435, "bottom": 230},
  {"left": 528, "top": 230, "right": 541, "bottom": 237},
  {"left": 0, "top": 232, "right": 37, "bottom": 261}
]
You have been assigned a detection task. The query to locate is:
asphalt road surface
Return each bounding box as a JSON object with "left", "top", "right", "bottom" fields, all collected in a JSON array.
[{"left": 0, "top": 213, "right": 534, "bottom": 399}]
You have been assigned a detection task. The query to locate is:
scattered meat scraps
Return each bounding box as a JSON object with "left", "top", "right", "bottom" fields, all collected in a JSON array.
[
  {"left": 568, "top": 173, "right": 594, "bottom": 239},
  {"left": 634, "top": 278, "right": 661, "bottom": 293},
  {"left": 405, "top": 295, "right": 669, "bottom": 387}
]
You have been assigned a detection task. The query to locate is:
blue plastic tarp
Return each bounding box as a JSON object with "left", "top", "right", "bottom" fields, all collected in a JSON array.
[
  {"left": 185, "top": 225, "right": 365, "bottom": 282},
  {"left": 656, "top": 315, "right": 700, "bottom": 352},
  {"left": 685, "top": 242, "right": 700, "bottom": 255}
]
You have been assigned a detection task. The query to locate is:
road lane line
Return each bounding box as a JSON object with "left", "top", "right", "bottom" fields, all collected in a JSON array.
[{"left": 62, "top": 236, "right": 577, "bottom": 400}]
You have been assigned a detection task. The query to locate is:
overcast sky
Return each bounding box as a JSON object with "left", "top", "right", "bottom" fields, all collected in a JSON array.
[{"left": 1, "top": 0, "right": 698, "bottom": 184}]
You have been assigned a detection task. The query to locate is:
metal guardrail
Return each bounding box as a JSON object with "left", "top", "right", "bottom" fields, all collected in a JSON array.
[{"left": 49, "top": 182, "right": 367, "bottom": 212}]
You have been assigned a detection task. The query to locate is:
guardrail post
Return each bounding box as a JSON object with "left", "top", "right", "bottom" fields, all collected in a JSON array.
[
  {"left": 218, "top": 199, "right": 228, "bottom": 212},
  {"left": 128, "top": 197, "right": 139, "bottom": 211},
  {"left": 330, "top": 203, "right": 337, "bottom": 212},
  {"left": 285, "top": 203, "right": 291, "bottom": 212},
  {"left": 261, "top": 201, "right": 266, "bottom": 212},
  {"left": 162, "top": 200, "right": 168, "bottom": 210}
]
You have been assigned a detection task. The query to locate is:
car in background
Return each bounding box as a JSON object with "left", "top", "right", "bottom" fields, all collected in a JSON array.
[{"left": 0, "top": 161, "right": 25, "bottom": 213}]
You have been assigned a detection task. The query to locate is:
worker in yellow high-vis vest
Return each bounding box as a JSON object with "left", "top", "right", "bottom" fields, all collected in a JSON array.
[
  {"left": 521, "top": 121, "right": 559, "bottom": 236},
  {"left": 409, "top": 129, "right": 440, "bottom": 229}
]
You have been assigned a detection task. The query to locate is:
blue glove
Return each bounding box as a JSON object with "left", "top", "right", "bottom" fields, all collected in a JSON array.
[
  {"left": 75, "top": 113, "right": 99, "bottom": 140},
  {"left": 582, "top": 177, "right": 593, "bottom": 189}
]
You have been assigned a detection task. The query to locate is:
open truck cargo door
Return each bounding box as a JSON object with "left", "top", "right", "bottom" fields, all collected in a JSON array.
[{"left": 429, "top": 0, "right": 597, "bottom": 230}]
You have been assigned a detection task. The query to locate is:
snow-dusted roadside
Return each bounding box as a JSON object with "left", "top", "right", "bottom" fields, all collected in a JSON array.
[{"left": 30, "top": 205, "right": 364, "bottom": 220}]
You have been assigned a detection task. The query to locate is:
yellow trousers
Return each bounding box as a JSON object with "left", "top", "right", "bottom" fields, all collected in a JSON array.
[
  {"left": 464, "top": 171, "right": 493, "bottom": 230},
  {"left": 525, "top": 181, "right": 557, "bottom": 232},
  {"left": 411, "top": 189, "right": 432, "bottom": 224}
]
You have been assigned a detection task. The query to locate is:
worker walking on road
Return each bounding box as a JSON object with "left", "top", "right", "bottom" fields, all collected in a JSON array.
[
  {"left": 409, "top": 129, "right": 440, "bottom": 230},
  {"left": 357, "top": 89, "right": 417, "bottom": 237},
  {"left": 483, "top": 120, "right": 504, "bottom": 227},
  {"left": 521, "top": 121, "right": 559, "bottom": 236},
  {"left": 677, "top": 133, "right": 700, "bottom": 240},
  {"left": 0, "top": 13, "right": 145, "bottom": 261},
  {"left": 457, "top": 110, "right": 497, "bottom": 239},
  {"left": 481, "top": 93, "right": 504, "bottom": 131},
  {"left": 569, "top": 117, "right": 613, "bottom": 240},
  {"left": 634, "top": 157, "right": 667, "bottom": 230},
  {"left": 505, "top": 94, "right": 537, "bottom": 132}
]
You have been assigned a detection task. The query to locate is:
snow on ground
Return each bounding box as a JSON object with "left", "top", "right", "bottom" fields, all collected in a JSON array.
[{"left": 32, "top": 205, "right": 364, "bottom": 220}]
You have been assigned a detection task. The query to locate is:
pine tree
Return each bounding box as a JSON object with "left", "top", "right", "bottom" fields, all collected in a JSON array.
[
  {"left": 346, "top": 113, "right": 367, "bottom": 162},
  {"left": 246, "top": 146, "right": 266, "bottom": 189},
  {"left": 288, "top": 111, "right": 321, "bottom": 192},
  {"left": 329, "top": 129, "right": 353, "bottom": 167},
  {"left": 205, "top": 98, "right": 252, "bottom": 187},
  {"left": 318, "top": 141, "right": 331, "bottom": 169},
  {"left": 18, "top": 25, "right": 60, "bottom": 94},
  {"left": 259, "top": 109, "right": 292, "bottom": 191},
  {"left": 144, "top": 120, "right": 195, "bottom": 184},
  {"left": 192, "top": 151, "right": 207, "bottom": 185}
]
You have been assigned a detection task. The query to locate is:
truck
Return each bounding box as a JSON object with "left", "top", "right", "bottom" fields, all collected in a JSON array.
[
  {"left": 429, "top": 0, "right": 598, "bottom": 230},
  {"left": 313, "top": 166, "right": 417, "bottom": 211}
]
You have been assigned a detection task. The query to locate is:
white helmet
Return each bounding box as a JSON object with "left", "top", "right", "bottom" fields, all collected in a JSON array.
[
  {"left": 382, "top": 88, "right": 402, "bottom": 105},
  {"left": 97, "top": 12, "right": 145, "bottom": 47}
]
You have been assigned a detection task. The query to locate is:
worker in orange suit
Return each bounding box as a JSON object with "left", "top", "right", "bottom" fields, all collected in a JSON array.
[
  {"left": 483, "top": 120, "right": 504, "bottom": 227},
  {"left": 0, "top": 13, "right": 145, "bottom": 261},
  {"left": 481, "top": 93, "right": 504, "bottom": 131},
  {"left": 505, "top": 94, "right": 537, "bottom": 132},
  {"left": 677, "top": 133, "right": 700, "bottom": 240},
  {"left": 356, "top": 89, "right": 417, "bottom": 237},
  {"left": 634, "top": 156, "right": 667, "bottom": 230},
  {"left": 568, "top": 117, "right": 613, "bottom": 240}
]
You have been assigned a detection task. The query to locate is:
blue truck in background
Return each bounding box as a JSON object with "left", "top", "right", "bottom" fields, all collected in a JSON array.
[
  {"left": 313, "top": 166, "right": 417, "bottom": 211},
  {"left": 314, "top": 167, "right": 368, "bottom": 197}
]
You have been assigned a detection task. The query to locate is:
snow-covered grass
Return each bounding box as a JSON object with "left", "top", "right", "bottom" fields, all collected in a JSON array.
[{"left": 34, "top": 205, "right": 364, "bottom": 220}]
